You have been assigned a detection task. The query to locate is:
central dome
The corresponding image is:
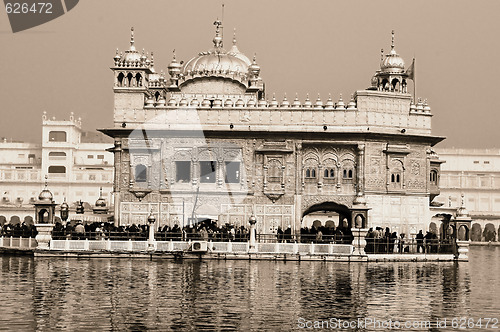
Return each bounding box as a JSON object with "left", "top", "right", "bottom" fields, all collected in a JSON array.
[
  {"left": 177, "top": 20, "right": 254, "bottom": 91},
  {"left": 182, "top": 50, "right": 249, "bottom": 76}
]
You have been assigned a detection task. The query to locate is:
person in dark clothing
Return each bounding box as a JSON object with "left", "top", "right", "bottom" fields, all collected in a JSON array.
[
  {"left": 277, "top": 226, "right": 284, "bottom": 243},
  {"left": 416, "top": 230, "right": 425, "bottom": 253}
]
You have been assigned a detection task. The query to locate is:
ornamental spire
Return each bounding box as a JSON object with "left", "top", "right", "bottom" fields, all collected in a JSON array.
[
  {"left": 130, "top": 27, "right": 136, "bottom": 51},
  {"left": 391, "top": 30, "right": 395, "bottom": 50},
  {"left": 213, "top": 19, "right": 223, "bottom": 48}
]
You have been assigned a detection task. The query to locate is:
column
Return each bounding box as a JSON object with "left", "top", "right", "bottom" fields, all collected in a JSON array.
[{"left": 113, "top": 139, "right": 122, "bottom": 226}]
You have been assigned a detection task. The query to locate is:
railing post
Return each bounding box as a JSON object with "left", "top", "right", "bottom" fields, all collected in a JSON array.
[
  {"left": 28, "top": 237, "right": 31, "bottom": 248},
  {"left": 227, "top": 240, "right": 232, "bottom": 253},
  {"left": 84, "top": 238, "right": 90, "bottom": 251},
  {"left": 10, "top": 236, "right": 13, "bottom": 248},
  {"left": 275, "top": 242, "right": 279, "bottom": 253},
  {"left": 65, "top": 238, "right": 70, "bottom": 250},
  {"left": 310, "top": 242, "right": 314, "bottom": 255},
  {"left": 351, "top": 228, "right": 368, "bottom": 256},
  {"left": 0, "top": 236, "right": 3, "bottom": 248},
  {"left": 455, "top": 240, "right": 470, "bottom": 261},
  {"left": 168, "top": 239, "right": 173, "bottom": 252},
  {"left": 128, "top": 239, "right": 133, "bottom": 251},
  {"left": 106, "top": 238, "right": 111, "bottom": 251},
  {"left": 293, "top": 242, "right": 298, "bottom": 255}
]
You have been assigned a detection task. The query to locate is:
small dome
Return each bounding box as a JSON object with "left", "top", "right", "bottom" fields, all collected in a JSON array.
[
  {"left": 381, "top": 48, "right": 405, "bottom": 73},
  {"left": 60, "top": 201, "right": 69, "bottom": 210},
  {"left": 38, "top": 188, "right": 53, "bottom": 202},
  {"left": 95, "top": 197, "right": 106, "bottom": 207},
  {"left": 380, "top": 31, "right": 405, "bottom": 73},
  {"left": 95, "top": 187, "right": 106, "bottom": 207}
]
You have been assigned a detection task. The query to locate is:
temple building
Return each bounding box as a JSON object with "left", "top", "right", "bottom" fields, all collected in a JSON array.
[{"left": 101, "top": 23, "right": 444, "bottom": 238}]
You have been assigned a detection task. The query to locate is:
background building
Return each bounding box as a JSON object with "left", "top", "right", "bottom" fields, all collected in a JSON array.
[
  {"left": 434, "top": 148, "right": 500, "bottom": 241},
  {"left": 101, "top": 24, "right": 444, "bottom": 239},
  {"left": 0, "top": 113, "right": 114, "bottom": 224}
]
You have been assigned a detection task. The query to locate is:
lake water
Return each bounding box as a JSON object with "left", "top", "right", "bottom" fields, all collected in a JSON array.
[{"left": 1, "top": 247, "right": 499, "bottom": 331}]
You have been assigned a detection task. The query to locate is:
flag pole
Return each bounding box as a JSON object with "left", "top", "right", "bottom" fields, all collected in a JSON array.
[{"left": 413, "top": 57, "right": 416, "bottom": 101}]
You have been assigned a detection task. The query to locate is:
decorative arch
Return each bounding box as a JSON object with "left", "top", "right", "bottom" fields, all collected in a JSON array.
[
  {"left": 458, "top": 225, "right": 469, "bottom": 241},
  {"left": 391, "top": 78, "right": 400, "bottom": 92},
  {"left": 483, "top": 223, "right": 496, "bottom": 242},
  {"left": 117, "top": 72, "right": 125, "bottom": 86},
  {"left": 471, "top": 223, "right": 482, "bottom": 241},
  {"left": 302, "top": 201, "right": 351, "bottom": 226}
]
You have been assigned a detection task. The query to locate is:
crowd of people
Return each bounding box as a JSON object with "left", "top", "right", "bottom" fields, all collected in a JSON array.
[
  {"left": 1, "top": 222, "right": 37, "bottom": 238},
  {"left": 1, "top": 219, "right": 454, "bottom": 255},
  {"left": 276, "top": 225, "right": 354, "bottom": 244},
  {"left": 365, "top": 227, "right": 453, "bottom": 254},
  {"left": 51, "top": 219, "right": 251, "bottom": 242}
]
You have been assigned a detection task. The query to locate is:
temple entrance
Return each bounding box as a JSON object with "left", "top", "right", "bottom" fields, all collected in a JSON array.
[{"left": 301, "top": 202, "right": 353, "bottom": 244}]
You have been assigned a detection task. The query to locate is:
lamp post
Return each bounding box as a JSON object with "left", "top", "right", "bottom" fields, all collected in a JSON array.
[
  {"left": 60, "top": 198, "right": 69, "bottom": 222},
  {"left": 147, "top": 210, "right": 156, "bottom": 251},
  {"left": 249, "top": 214, "right": 257, "bottom": 253}
]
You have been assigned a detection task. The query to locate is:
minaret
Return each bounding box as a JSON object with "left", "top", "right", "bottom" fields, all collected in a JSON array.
[{"left": 111, "top": 27, "right": 153, "bottom": 126}]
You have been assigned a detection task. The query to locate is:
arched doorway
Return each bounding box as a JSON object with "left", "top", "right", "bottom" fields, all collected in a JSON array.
[
  {"left": 458, "top": 225, "right": 469, "bottom": 241},
  {"left": 38, "top": 209, "right": 49, "bottom": 223},
  {"left": 302, "top": 202, "right": 353, "bottom": 244},
  {"left": 483, "top": 223, "right": 497, "bottom": 242},
  {"left": 471, "top": 223, "right": 482, "bottom": 241}
]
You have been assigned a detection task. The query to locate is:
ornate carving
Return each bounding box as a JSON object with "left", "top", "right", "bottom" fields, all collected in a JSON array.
[
  {"left": 301, "top": 195, "right": 355, "bottom": 212},
  {"left": 411, "top": 160, "right": 420, "bottom": 176}
]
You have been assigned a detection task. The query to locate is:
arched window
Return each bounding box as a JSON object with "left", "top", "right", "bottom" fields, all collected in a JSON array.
[
  {"left": 343, "top": 168, "right": 353, "bottom": 179},
  {"left": 305, "top": 167, "right": 316, "bottom": 179},
  {"left": 430, "top": 170, "right": 438, "bottom": 185},
  {"left": 48, "top": 166, "right": 66, "bottom": 174},
  {"left": 324, "top": 168, "right": 335, "bottom": 180},
  {"left": 135, "top": 73, "right": 142, "bottom": 87},
  {"left": 117, "top": 72, "right": 125, "bottom": 86},
  {"left": 126, "top": 72, "right": 133, "bottom": 87},
  {"left": 135, "top": 164, "right": 147, "bottom": 183}
]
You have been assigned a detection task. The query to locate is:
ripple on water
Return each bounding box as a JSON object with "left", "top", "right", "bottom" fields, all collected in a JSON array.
[{"left": 0, "top": 247, "right": 499, "bottom": 330}]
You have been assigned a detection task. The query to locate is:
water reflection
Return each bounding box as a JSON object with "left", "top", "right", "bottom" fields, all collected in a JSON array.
[{"left": 0, "top": 247, "right": 498, "bottom": 331}]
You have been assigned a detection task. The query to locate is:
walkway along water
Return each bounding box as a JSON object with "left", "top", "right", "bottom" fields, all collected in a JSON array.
[{"left": 0, "top": 230, "right": 470, "bottom": 262}]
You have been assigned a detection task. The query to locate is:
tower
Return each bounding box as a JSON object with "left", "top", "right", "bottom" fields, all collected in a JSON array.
[
  {"left": 371, "top": 31, "right": 410, "bottom": 93},
  {"left": 111, "top": 27, "right": 154, "bottom": 126}
]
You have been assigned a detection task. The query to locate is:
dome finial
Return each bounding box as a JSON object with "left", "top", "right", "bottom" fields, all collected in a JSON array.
[
  {"left": 44, "top": 174, "right": 48, "bottom": 188},
  {"left": 213, "top": 19, "right": 223, "bottom": 48},
  {"left": 233, "top": 28, "right": 237, "bottom": 45},
  {"left": 130, "top": 27, "right": 135, "bottom": 50},
  {"left": 391, "top": 30, "right": 395, "bottom": 50}
]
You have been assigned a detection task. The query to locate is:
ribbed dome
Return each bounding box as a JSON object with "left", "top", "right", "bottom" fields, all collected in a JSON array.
[
  {"left": 183, "top": 51, "right": 249, "bottom": 76},
  {"left": 38, "top": 188, "right": 53, "bottom": 202},
  {"left": 178, "top": 20, "right": 252, "bottom": 89},
  {"left": 380, "top": 31, "right": 405, "bottom": 73},
  {"left": 381, "top": 48, "right": 405, "bottom": 73}
]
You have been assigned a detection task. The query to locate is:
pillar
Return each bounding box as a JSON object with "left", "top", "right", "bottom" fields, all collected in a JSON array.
[{"left": 249, "top": 214, "right": 257, "bottom": 253}]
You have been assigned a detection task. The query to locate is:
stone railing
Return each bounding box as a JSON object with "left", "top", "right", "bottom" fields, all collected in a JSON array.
[
  {"left": 0, "top": 236, "right": 37, "bottom": 250},
  {"left": 49, "top": 239, "right": 354, "bottom": 256}
]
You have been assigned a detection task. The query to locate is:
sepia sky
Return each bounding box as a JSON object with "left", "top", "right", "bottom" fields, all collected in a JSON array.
[{"left": 0, "top": 0, "right": 499, "bottom": 148}]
